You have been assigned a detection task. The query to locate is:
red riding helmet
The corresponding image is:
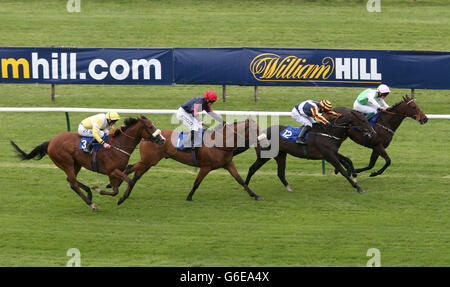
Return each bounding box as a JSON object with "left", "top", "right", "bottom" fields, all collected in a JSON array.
[{"left": 203, "top": 91, "right": 218, "bottom": 102}]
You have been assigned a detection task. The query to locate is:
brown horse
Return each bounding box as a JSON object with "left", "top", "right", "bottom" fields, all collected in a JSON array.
[
  {"left": 243, "top": 109, "right": 376, "bottom": 193},
  {"left": 334, "top": 95, "right": 428, "bottom": 177},
  {"left": 116, "top": 118, "right": 268, "bottom": 204},
  {"left": 10, "top": 116, "right": 166, "bottom": 210}
]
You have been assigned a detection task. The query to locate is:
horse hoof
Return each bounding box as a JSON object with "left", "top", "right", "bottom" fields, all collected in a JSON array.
[
  {"left": 90, "top": 203, "right": 99, "bottom": 210},
  {"left": 186, "top": 197, "right": 193, "bottom": 201},
  {"left": 93, "top": 186, "right": 101, "bottom": 193},
  {"left": 117, "top": 198, "right": 125, "bottom": 205},
  {"left": 254, "top": 195, "right": 263, "bottom": 201},
  {"left": 357, "top": 187, "right": 365, "bottom": 193},
  {"left": 286, "top": 185, "right": 296, "bottom": 192},
  {"left": 106, "top": 184, "right": 112, "bottom": 188},
  {"left": 369, "top": 172, "right": 378, "bottom": 177}
]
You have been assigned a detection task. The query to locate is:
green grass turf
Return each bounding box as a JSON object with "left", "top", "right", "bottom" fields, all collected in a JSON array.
[{"left": 0, "top": 0, "right": 449, "bottom": 266}]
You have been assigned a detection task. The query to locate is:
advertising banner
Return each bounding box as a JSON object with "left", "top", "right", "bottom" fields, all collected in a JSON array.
[{"left": 0, "top": 47, "right": 173, "bottom": 85}]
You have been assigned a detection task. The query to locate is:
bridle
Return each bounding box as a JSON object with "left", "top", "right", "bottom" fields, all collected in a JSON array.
[
  {"left": 116, "top": 119, "right": 161, "bottom": 142},
  {"left": 109, "top": 119, "right": 163, "bottom": 154},
  {"left": 382, "top": 98, "right": 423, "bottom": 121}
]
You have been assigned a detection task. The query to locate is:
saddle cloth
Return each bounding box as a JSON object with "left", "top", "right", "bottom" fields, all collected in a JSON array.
[
  {"left": 280, "top": 125, "right": 309, "bottom": 143},
  {"left": 79, "top": 135, "right": 110, "bottom": 152},
  {"left": 176, "top": 131, "right": 203, "bottom": 152}
]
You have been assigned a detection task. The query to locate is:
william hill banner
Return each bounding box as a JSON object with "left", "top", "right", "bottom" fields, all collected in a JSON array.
[
  {"left": 174, "top": 48, "right": 450, "bottom": 90},
  {"left": 1, "top": 47, "right": 449, "bottom": 89}
]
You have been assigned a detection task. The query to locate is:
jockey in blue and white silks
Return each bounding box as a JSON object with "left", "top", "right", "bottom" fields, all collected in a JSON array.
[
  {"left": 176, "top": 91, "right": 225, "bottom": 149},
  {"left": 291, "top": 99, "right": 339, "bottom": 144}
]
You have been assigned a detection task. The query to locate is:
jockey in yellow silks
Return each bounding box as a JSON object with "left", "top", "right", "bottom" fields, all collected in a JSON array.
[{"left": 78, "top": 111, "right": 120, "bottom": 150}]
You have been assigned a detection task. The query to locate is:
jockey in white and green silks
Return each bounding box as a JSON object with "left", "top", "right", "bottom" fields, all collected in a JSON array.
[{"left": 353, "top": 84, "right": 391, "bottom": 118}]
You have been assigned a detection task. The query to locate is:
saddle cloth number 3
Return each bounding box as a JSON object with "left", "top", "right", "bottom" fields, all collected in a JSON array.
[{"left": 81, "top": 139, "right": 88, "bottom": 149}]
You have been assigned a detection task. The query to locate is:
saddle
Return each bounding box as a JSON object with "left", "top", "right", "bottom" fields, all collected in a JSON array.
[{"left": 79, "top": 135, "right": 111, "bottom": 172}]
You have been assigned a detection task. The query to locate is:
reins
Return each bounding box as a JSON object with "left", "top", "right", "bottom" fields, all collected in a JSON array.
[
  {"left": 382, "top": 98, "right": 421, "bottom": 121},
  {"left": 109, "top": 119, "right": 161, "bottom": 152}
]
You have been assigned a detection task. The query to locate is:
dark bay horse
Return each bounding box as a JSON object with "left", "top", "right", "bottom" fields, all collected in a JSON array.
[
  {"left": 243, "top": 109, "right": 376, "bottom": 193},
  {"left": 117, "top": 118, "right": 268, "bottom": 203},
  {"left": 10, "top": 116, "right": 166, "bottom": 210},
  {"left": 335, "top": 95, "right": 428, "bottom": 177}
]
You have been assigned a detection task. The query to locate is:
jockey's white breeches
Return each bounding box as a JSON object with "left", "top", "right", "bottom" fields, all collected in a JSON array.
[
  {"left": 176, "top": 107, "right": 203, "bottom": 131},
  {"left": 353, "top": 100, "right": 379, "bottom": 114},
  {"left": 78, "top": 124, "right": 106, "bottom": 139},
  {"left": 291, "top": 107, "right": 315, "bottom": 127}
]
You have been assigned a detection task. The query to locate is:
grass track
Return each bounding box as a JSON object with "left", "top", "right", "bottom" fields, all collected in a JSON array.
[{"left": 0, "top": 0, "right": 449, "bottom": 266}]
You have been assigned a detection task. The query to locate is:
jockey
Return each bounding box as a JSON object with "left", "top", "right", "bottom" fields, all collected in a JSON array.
[
  {"left": 354, "top": 84, "right": 391, "bottom": 118},
  {"left": 176, "top": 91, "right": 225, "bottom": 150},
  {"left": 78, "top": 110, "right": 120, "bottom": 151},
  {"left": 291, "top": 99, "right": 340, "bottom": 144}
]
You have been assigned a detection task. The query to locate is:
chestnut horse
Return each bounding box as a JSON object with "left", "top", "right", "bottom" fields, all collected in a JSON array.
[
  {"left": 335, "top": 95, "right": 428, "bottom": 177},
  {"left": 117, "top": 118, "right": 267, "bottom": 204},
  {"left": 10, "top": 116, "right": 166, "bottom": 210},
  {"left": 243, "top": 109, "right": 376, "bottom": 193}
]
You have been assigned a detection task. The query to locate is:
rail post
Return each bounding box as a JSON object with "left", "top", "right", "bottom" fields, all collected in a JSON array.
[{"left": 65, "top": 112, "right": 71, "bottom": 131}]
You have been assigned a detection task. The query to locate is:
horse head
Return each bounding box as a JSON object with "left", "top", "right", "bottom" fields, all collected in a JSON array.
[
  {"left": 138, "top": 116, "right": 166, "bottom": 144},
  {"left": 394, "top": 95, "right": 428, "bottom": 125},
  {"left": 218, "top": 117, "right": 267, "bottom": 149}
]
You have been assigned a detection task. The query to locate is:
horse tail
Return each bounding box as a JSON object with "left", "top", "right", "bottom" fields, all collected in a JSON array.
[{"left": 10, "top": 141, "right": 49, "bottom": 161}]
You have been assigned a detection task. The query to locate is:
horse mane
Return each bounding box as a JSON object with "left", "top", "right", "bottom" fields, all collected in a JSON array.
[
  {"left": 113, "top": 116, "right": 146, "bottom": 137},
  {"left": 388, "top": 95, "right": 411, "bottom": 111}
]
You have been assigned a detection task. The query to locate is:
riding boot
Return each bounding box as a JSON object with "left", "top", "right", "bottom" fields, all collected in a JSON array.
[
  {"left": 190, "top": 130, "right": 199, "bottom": 167},
  {"left": 296, "top": 126, "right": 311, "bottom": 144}
]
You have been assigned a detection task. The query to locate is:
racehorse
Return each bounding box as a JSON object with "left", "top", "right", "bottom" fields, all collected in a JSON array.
[
  {"left": 242, "top": 109, "right": 376, "bottom": 193},
  {"left": 335, "top": 95, "right": 428, "bottom": 177},
  {"left": 10, "top": 116, "right": 166, "bottom": 210},
  {"left": 116, "top": 118, "right": 268, "bottom": 204}
]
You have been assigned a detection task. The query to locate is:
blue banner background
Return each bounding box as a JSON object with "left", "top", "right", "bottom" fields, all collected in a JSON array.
[{"left": 0, "top": 47, "right": 449, "bottom": 89}]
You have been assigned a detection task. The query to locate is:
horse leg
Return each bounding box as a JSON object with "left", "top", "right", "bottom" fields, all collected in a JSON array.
[
  {"left": 94, "top": 168, "right": 131, "bottom": 197},
  {"left": 117, "top": 161, "right": 152, "bottom": 205},
  {"left": 274, "top": 152, "right": 295, "bottom": 192},
  {"left": 244, "top": 157, "right": 271, "bottom": 185},
  {"left": 369, "top": 147, "right": 391, "bottom": 177},
  {"left": 186, "top": 167, "right": 211, "bottom": 201},
  {"left": 225, "top": 161, "right": 262, "bottom": 200},
  {"left": 106, "top": 164, "right": 134, "bottom": 189},
  {"left": 65, "top": 170, "right": 99, "bottom": 210},
  {"left": 355, "top": 149, "right": 380, "bottom": 174},
  {"left": 324, "top": 153, "right": 365, "bottom": 193},
  {"left": 73, "top": 162, "right": 93, "bottom": 201},
  {"left": 336, "top": 153, "right": 357, "bottom": 179}
]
